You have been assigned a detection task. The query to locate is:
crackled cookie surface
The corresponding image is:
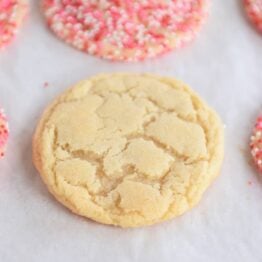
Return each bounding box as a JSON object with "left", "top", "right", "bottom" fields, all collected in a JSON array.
[
  {"left": 0, "top": 0, "right": 28, "bottom": 49},
  {"left": 33, "top": 73, "right": 224, "bottom": 227},
  {"left": 42, "top": 0, "right": 209, "bottom": 61}
]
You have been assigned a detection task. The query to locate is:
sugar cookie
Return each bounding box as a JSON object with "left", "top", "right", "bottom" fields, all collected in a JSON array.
[
  {"left": 0, "top": 109, "right": 9, "bottom": 158},
  {"left": 33, "top": 73, "right": 224, "bottom": 227},
  {"left": 0, "top": 0, "right": 28, "bottom": 49},
  {"left": 250, "top": 115, "right": 262, "bottom": 173},
  {"left": 42, "top": 0, "right": 209, "bottom": 61},
  {"left": 244, "top": 0, "right": 262, "bottom": 33}
]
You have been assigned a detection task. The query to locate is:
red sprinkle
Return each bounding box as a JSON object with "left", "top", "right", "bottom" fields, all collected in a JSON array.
[
  {"left": 42, "top": 0, "right": 209, "bottom": 61},
  {"left": 244, "top": 0, "right": 262, "bottom": 33},
  {"left": 250, "top": 115, "right": 262, "bottom": 173}
]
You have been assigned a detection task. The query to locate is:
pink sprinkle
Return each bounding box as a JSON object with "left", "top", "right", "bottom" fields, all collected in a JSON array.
[
  {"left": 42, "top": 0, "right": 209, "bottom": 61},
  {"left": 43, "top": 81, "right": 49, "bottom": 88}
]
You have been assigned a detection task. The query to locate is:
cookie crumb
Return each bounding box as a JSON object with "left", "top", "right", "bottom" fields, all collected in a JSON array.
[{"left": 43, "top": 82, "right": 49, "bottom": 88}]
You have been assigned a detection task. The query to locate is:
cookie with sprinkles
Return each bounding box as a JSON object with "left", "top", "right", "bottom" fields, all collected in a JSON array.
[
  {"left": 0, "top": 0, "right": 28, "bottom": 49},
  {"left": 42, "top": 0, "right": 209, "bottom": 61},
  {"left": 0, "top": 109, "right": 9, "bottom": 158},
  {"left": 250, "top": 115, "right": 262, "bottom": 173},
  {"left": 244, "top": 0, "right": 262, "bottom": 33}
]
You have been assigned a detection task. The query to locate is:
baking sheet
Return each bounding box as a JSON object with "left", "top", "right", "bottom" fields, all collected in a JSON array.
[{"left": 0, "top": 0, "right": 262, "bottom": 261}]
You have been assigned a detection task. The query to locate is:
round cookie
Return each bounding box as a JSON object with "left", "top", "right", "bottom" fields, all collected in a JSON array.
[
  {"left": 33, "top": 73, "right": 224, "bottom": 227},
  {"left": 0, "top": 109, "right": 9, "bottom": 158},
  {"left": 250, "top": 115, "right": 262, "bottom": 173},
  {"left": 0, "top": 0, "right": 28, "bottom": 49},
  {"left": 244, "top": 0, "right": 262, "bottom": 33},
  {"left": 42, "top": 0, "right": 209, "bottom": 61}
]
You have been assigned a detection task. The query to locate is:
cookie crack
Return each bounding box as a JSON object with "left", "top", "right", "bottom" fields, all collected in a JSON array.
[
  {"left": 60, "top": 176, "right": 106, "bottom": 209},
  {"left": 51, "top": 126, "right": 59, "bottom": 189},
  {"left": 113, "top": 193, "right": 147, "bottom": 219},
  {"left": 126, "top": 133, "right": 183, "bottom": 161},
  {"left": 190, "top": 95, "right": 210, "bottom": 159},
  {"left": 127, "top": 90, "right": 197, "bottom": 124},
  {"left": 46, "top": 126, "right": 98, "bottom": 211},
  {"left": 90, "top": 83, "right": 139, "bottom": 98},
  {"left": 160, "top": 192, "right": 189, "bottom": 221}
]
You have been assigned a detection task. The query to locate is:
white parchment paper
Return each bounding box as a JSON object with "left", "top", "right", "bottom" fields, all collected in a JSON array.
[{"left": 0, "top": 1, "right": 262, "bottom": 261}]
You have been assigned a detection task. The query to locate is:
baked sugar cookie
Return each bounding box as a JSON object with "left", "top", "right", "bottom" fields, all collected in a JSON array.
[
  {"left": 244, "top": 0, "right": 262, "bottom": 33},
  {"left": 0, "top": 109, "right": 9, "bottom": 158},
  {"left": 250, "top": 115, "right": 262, "bottom": 173},
  {"left": 42, "top": 0, "right": 209, "bottom": 61},
  {"left": 33, "top": 73, "right": 224, "bottom": 227},
  {"left": 0, "top": 0, "right": 28, "bottom": 49}
]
